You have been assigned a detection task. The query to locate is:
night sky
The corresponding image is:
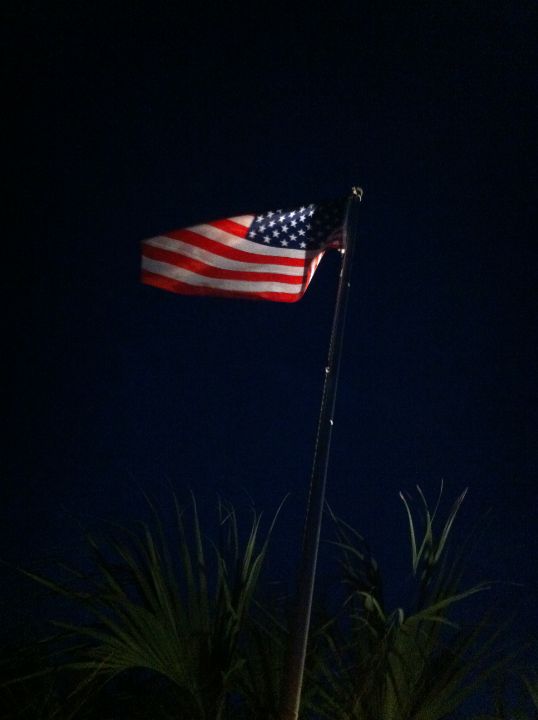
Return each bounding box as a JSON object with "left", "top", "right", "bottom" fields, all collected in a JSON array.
[{"left": 3, "top": 0, "right": 537, "bottom": 683}]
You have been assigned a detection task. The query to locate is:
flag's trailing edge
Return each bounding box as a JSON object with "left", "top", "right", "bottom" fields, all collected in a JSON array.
[{"left": 141, "top": 198, "right": 346, "bottom": 302}]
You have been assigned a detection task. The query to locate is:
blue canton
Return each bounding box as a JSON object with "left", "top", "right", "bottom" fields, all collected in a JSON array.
[{"left": 247, "top": 198, "right": 346, "bottom": 250}]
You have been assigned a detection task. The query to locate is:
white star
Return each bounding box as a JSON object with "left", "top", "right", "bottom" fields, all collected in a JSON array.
[
  {"left": 299, "top": 214, "right": 306, "bottom": 222},
  {"left": 290, "top": 233, "right": 297, "bottom": 241},
  {"left": 290, "top": 219, "right": 297, "bottom": 227},
  {"left": 299, "top": 241, "right": 306, "bottom": 248},
  {"left": 298, "top": 228, "right": 306, "bottom": 236},
  {"left": 268, "top": 220, "right": 276, "bottom": 227},
  {"left": 248, "top": 230, "right": 256, "bottom": 238},
  {"left": 279, "top": 215, "right": 287, "bottom": 223},
  {"left": 256, "top": 215, "right": 264, "bottom": 222},
  {"left": 299, "top": 206, "right": 306, "bottom": 212},
  {"left": 308, "top": 208, "right": 315, "bottom": 216},
  {"left": 306, "top": 223, "right": 311, "bottom": 230},
  {"left": 280, "top": 239, "right": 289, "bottom": 246},
  {"left": 259, "top": 224, "right": 266, "bottom": 232},
  {"left": 282, "top": 224, "right": 288, "bottom": 232},
  {"left": 288, "top": 210, "right": 296, "bottom": 217},
  {"left": 263, "top": 236, "right": 271, "bottom": 243},
  {"left": 272, "top": 229, "right": 280, "bottom": 238},
  {"left": 267, "top": 211, "right": 274, "bottom": 218}
]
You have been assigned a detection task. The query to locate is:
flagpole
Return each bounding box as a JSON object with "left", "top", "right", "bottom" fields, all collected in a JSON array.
[{"left": 278, "top": 187, "right": 363, "bottom": 720}]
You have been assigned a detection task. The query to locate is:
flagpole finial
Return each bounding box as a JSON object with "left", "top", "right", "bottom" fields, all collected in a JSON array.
[{"left": 351, "top": 186, "right": 364, "bottom": 201}]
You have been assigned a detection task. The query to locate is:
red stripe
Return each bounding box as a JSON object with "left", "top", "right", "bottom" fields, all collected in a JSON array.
[
  {"left": 141, "top": 270, "right": 303, "bottom": 303},
  {"left": 208, "top": 218, "right": 251, "bottom": 237},
  {"left": 142, "top": 244, "right": 306, "bottom": 285},
  {"left": 164, "top": 229, "right": 306, "bottom": 267}
]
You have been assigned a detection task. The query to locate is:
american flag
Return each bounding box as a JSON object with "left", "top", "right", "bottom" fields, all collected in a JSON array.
[{"left": 141, "top": 198, "right": 347, "bottom": 302}]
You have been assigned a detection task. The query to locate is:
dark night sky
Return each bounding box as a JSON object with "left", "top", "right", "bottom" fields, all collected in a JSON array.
[{"left": 3, "top": 0, "right": 538, "bottom": 679}]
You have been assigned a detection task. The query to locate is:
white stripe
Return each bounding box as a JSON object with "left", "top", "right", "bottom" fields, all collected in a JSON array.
[
  {"left": 185, "top": 223, "right": 315, "bottom": 259},
  {"left": 142, "top": 256, "right": 304, "bottom": 295},
  {"left": 308, "top": 251, "right": 325, "bottom": 280},
  {"left": 143, "top": 236, "right": 305, "bottom": 277},
  {"left": 228, "top": 215, "right": 253, "bottom": 227}
]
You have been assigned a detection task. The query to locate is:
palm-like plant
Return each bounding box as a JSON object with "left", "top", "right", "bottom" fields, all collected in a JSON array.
[
  {"left": 305, "top": 484, "right": 509, "bottom": 720},
  {"left": 6, "top": 486, "right": 530, "bottom": 719},
  {"left": 19, "top": 496, "right": 280, "bottom": 720},
  {"left": 476, "top": 670, "right": 538, "bottom": 720}
]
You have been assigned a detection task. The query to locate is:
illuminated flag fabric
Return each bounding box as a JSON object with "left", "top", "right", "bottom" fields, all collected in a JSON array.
[{"left": 141, "top": 198, "right": 346, "bottom": 302}]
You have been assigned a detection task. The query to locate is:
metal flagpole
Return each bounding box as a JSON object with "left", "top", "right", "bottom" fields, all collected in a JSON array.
[{"left": 278, "top": 187, "right": 363, "bottom": 720}]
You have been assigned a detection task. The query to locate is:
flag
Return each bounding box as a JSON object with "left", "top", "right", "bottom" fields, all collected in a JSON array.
[{"left": 141, "top": 198, "right": 346, "bottom": 302}]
